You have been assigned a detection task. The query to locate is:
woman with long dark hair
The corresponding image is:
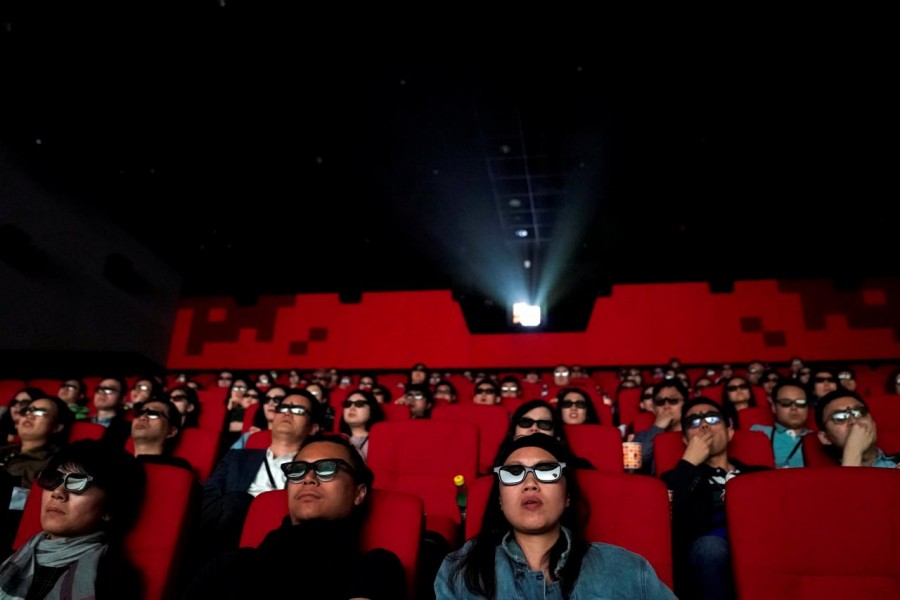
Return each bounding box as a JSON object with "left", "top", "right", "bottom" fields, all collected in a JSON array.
[
  {"left": 436, "top": 434, "right": 674, "bottom": 599},
  {"left": 338, "top": 390, "right": 384, "bottom": 461}
]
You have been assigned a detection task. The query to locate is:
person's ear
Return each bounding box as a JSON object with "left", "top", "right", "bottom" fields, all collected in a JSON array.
[
  {"left": 53, "top": 423, "right": 65, "bottom": 434},
  {"left": 565, "top": 494, "right": 571, "bottom": 508},
  {"left": 310, "top": 423, "right": 320, "bottom": 435},
  {"left": 726, "top": 426, "right": 734, "bottom": 443},
  {"left": 817, "top": 430, "right": 833, "bottom": 446},
  {"left": 353, "top": 484, "right": 368, "bottom": 506},
  {"left": 101, "top": 514, "right": 112, "bottom": 523},
  {"left": 186, "top": 403, "right": 195, "bottom": 413},
  {"left": 166, "top": 426, "right": 179, "bottom": 439}
]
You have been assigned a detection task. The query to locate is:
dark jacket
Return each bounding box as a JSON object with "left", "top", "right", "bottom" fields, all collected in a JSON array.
[{"left": 184, "top": 516, "right": 405, "bottom": 600}]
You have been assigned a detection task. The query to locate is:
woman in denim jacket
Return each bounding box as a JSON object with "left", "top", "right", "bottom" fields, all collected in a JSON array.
[{"left": 435, "top": 434, "right": 675, "bottom": 599}]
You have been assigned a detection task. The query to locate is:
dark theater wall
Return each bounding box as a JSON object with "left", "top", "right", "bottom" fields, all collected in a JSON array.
[{"left": 166, "top": 278, "right": 900, "bottom": 371}]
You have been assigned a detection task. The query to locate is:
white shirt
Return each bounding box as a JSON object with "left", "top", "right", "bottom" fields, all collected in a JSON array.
[{"left": 247, "top": 448, "right": 296, "bottom": 497}]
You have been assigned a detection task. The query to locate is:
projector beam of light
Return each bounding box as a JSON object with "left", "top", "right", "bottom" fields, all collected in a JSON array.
[{"left": 534, "top": 138, "right": 605, "bottom": 313}]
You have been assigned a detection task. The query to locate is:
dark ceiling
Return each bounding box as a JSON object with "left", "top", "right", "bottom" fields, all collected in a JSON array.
[{"left": 3, "top": 9, "right": 897, "bottom": 305}]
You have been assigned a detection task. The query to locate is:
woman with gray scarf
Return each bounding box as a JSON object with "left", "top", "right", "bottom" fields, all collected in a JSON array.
[{"left": 0, "top": 440, "right": 145, "bottom": 599}]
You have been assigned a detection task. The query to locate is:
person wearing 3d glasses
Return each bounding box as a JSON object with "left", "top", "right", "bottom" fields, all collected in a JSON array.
[
  {"left": 630, "top": 380, "right": 689, "bottom": 476},
  {"left": 0, "top": 439, "right": 145, "bottom": 598},
  {"left": 198, "top": 389, "right": 320, "bottom": 563},
  {"left": 815, "top": 390, "right": 899, "bottom": 468},
  {"left": 661, "top": 398, "right": 770, "bottom": 600},
  {"left": 184, "top": 432, "right": 405, "bottom": 599},
  {"left": 436, "top": 434, "right": 675, "bottom": 599}
]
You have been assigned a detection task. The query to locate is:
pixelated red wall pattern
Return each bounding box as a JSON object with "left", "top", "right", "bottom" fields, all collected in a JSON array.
[{"left": 166, "top": 278, "right": 900, "bottom": 370}]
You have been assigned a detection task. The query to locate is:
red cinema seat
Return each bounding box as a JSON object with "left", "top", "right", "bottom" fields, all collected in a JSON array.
[
  {"left": 240, "top": 488, "right": 424, "bottom": 600},
  {"left": 735, "top": 405, "right": 775, "bottom": 429},
  {"left": 25, "top": 378, "right": 61, "bottom": 394},
  {"left": 366, "top": 420, "right": 479, "bottom": 549},
  {"left": 464, "top": 470, "right": 674, "bottom": 590},
  {"left": 631, "top": 412, "right": 656, "bottom": 434},
  {"left": 195, "top": 389, "right": 227, "bottom": 434},
  {"left": 617, "top": 387, "right": 643, "bottom": 429},
  {"left": 68, "top": 420, "right": 106, "bottom": 442},
  {"left": 244, "top": 429, "right": 272, "bottom": 450},
  {"left": 563, "top": 424, "right": 626, "bottom": 473},
  {"left": 381, "top": 402, "right": 412, "bottom": 422},
  {"left": 727, "top": 468, "right": 900, "bottom": 599},
  {"left": 15, "top": 463, "right": 199, "bottom": 600},
  {"left": 865, "top": 394, "right": 900, "bottom": 430},
  {"left": 430, "top": 404, "right": 508, "bottom": 474},
  {"left": 172, "top": 427, "right": 220, "bottom": 481}
]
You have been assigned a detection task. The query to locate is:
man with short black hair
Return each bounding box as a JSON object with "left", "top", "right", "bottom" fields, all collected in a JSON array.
[
  {"left": 750, "top": 381, "right": 812, "bottom": 468},
  {"left": 815, "top": 390, "right": 898, "bottom": 468},
  {"left": 631, "top": 379, "right": 689, "bottom": 475},
  {"left": 661, "top": 397, "right": 770, "bottom": 600},
  {"left": 89, "top": 376, "right": 131, "bottom": 448},
  {"left": 199, "top": 389, "right": 320, "bottom": 559},
  {"left": 185, "top": 433, "right": 405, "bottom": 599},
  {"left": 130, "top": 399, "right": 193, "bottom": 472}
]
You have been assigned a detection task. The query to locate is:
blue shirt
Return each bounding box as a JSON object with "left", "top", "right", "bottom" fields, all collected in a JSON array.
[
  {"left": 870, "top": 448, "right": 899, "bottom": 469},
  {"left": 434, "top": 526, "right": 676, "bottom": 599},
  {"left": 750, "top": 423, "right": 809, "bottom": 468}
]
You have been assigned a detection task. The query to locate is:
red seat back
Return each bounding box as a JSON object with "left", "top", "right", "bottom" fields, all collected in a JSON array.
[
  {"left": 172, "top": 428, "right": 220, "bottom": 481},
  {"left": 736, "top": 405, "right": 775, "bottom": 429},
  {"left": 616, "top": 387, "right": 643, "bottom": 428},
  {"left": 367, "top": 420, "right": 478, "bottom": 547},
  {"left": 15, "top": 463, "right": 199, "bottom": 600},
  {"left": 380, "top": 402, "right": 412, "bottom": 422},
  {"left": 865, "top": 394, "right": 900, "bottom": 430},
  {"left": 68, "top": 421, "right": 106, "bottom": 442},
  {"left": 430, "top": 404, "right": 509, "bottom": 475},
  {"left": 562, "top": 424, "right": 625, "bottom": 473},
  {"left": 464, "top": 470, "right": 674, "bottom": 589},
  {"left": 195, "top": 389, "right": 227, "bottom": 434},
  {"left": 244, "top": 429, "right": 272, "bottom": 450},
  {"left": 239, "top": 488, "right": 424, "bottom": 600},
  {"left": 727, "top": 468, "right": 900, "bottom": 599}
]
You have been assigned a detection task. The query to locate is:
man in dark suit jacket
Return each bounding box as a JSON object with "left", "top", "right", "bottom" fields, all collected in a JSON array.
[
  {"left": 198, "top": 389, "right": 320, "bottom": 563},
  {"left": 661, "top": 398, "right": 770, "bottom": 600}
]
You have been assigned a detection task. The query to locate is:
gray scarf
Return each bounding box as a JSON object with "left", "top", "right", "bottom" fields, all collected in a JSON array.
[{"left": 0, "top": 531, "right": 107, "bottom": 600}]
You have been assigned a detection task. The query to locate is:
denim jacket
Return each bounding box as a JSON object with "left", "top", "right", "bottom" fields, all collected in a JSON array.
[{"left": 434, "top": 527, "right": 676, "bottom": 599}]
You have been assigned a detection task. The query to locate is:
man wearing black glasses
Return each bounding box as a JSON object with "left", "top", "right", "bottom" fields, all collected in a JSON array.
[
  {"left": 749, "top": 381, "right": 812, "bottom": 468},
  {"left": 199, "top": 389, "right": 321, "bottom": 563},
  {"left": 661, "top": 398, "right": 769, "bottom": 600},
  {"left": 129, "top": 399, "right": 193, "bottom": 472},
  {"left": 815, "top": 390, "right": 898, "bottom": 468},
  {"left": 185, "top": 433, "right": 405, "bottom": 599},
  {"left": 630, "top": 380, "right": 689, "bottom": 475}
]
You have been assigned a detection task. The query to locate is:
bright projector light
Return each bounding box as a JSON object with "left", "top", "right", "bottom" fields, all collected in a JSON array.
[{"left": 512, "top": 302, "right": 541, "bottom": 327}]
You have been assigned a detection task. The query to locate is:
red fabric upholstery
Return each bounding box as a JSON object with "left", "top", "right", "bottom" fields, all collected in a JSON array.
[
  {"left": 563, "top": 424, "right": 626, "bottom": 473},
  {"left": 735, "top": 405, "right": 775, "bottom": 429},
  {"left": 866, "top": 394, "right": 900, "bottom": 430},
  {"left": 195, "top": 389, "right": 227, "bottom": 434},
  {"left": 617, "top": 387, "right": 643, "bottom": 429},
  {"left": 172, "top": 427, "right": 220, "bottom": 481},
  {"left": 464, "top": 470, "right": 674, "bottom": 590},
  {"left": 801, "top": 434, "right": 838, "bottom": 467},
  {"left": 24, "top": 378, "right": 61, "bottom": 394},
  {"left": 239, "top": 488, "right": 424, "bottom": 600},
  {"left": 654, "top": 429, "right": 775, "bottom": 476},
  {"left": 430, "top": 404, "right": 509, "bottom": 475},
  {"left": 366, "top": 420, "right": 479, "bottom": 548},
  {"left": 381, "top": 402, "right": 412, "bottom": 422},
  {"left": 727, "top": 468, "right": 900, "bottom": 599},
  {"left": 631, "top": 411, "right": 656, "bottom": 434},
  {"left": 244, "top": 429, "right": 272, "bottom": 450},
  {"left": 68, "top": 421, "right": 106, "bottom": 442},
  {"left": 242, "top": 403, "right": 259, "bottom": 432},
  {"left": 15, "top": 463, "right": 199, "bottom": 600}
]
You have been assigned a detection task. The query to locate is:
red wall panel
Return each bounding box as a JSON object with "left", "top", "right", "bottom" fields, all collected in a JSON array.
[{"left": 166, "top": 278, "right": 900, "bottom": 370}]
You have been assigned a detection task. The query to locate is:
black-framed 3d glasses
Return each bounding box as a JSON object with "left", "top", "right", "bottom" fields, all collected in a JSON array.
[
  {"left": 37, "top": 470, "right": 95, "bottom": 493},
  {"left": 281, "top": 458, "right": 355, "bottom": 483}
]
